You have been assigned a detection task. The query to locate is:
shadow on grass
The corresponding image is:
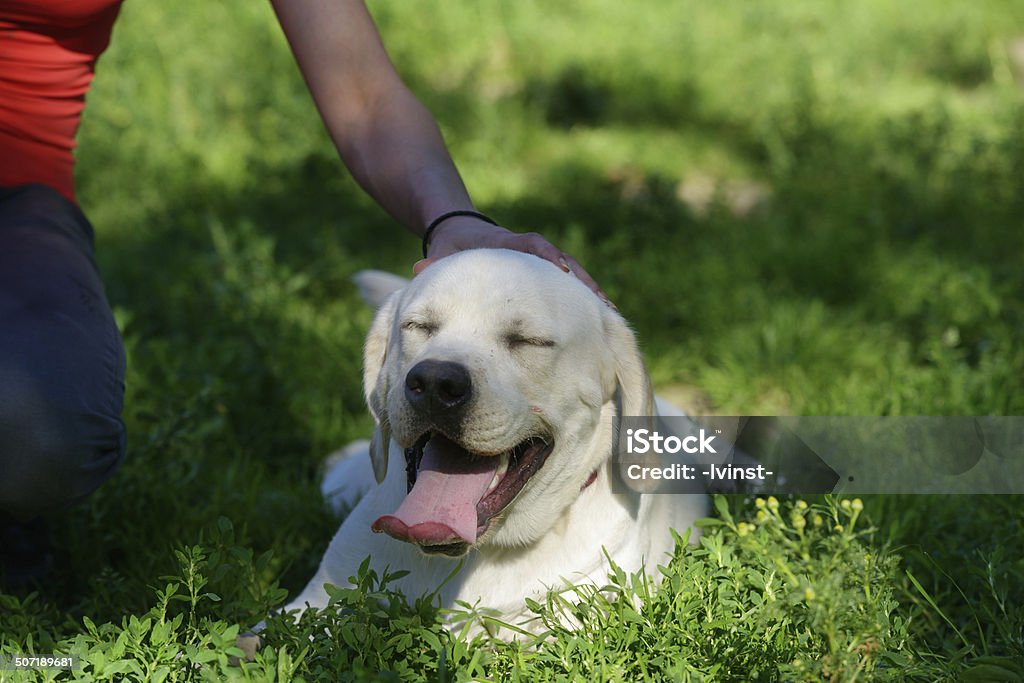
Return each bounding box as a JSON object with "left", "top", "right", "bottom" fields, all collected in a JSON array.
[{"left": 68, "top": 89, "right": 1022, "bottom": 632}]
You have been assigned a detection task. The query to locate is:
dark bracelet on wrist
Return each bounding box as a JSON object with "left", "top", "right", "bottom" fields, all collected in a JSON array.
[{"left": 422, "top": 210, "right": 498, "bottom": 258}]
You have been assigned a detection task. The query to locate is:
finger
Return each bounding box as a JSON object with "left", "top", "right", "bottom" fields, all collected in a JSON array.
[
  {"left": 511, "top": 233, "right": 568, "bottom": 270},
  {"left": 412, "top": 258, "right": 435, "bottom": 275},
  {"left": 506, "top": 234, "right": 615, "bottom": 309},
  {"left": 561, "top": 254, "right": 617, "bottom": 310}
]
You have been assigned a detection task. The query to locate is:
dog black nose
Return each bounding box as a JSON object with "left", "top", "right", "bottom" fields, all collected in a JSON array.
[{"left": 404, "top": 360, "right": 472, "bottom": 417}]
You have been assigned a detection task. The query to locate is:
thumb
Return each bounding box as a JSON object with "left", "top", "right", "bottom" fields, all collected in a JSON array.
[{"left": 412, "top": 258, "right": 435, "bottom": 275}]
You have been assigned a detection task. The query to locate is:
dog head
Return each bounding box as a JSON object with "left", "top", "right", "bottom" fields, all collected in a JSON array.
[{"left": 361, "top": 249, "right": 651, "bottom": 556}]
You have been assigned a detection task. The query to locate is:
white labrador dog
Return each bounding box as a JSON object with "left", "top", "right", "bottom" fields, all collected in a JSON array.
[{"left": 286, "top": 249, "right": 706, "bottom": 630}]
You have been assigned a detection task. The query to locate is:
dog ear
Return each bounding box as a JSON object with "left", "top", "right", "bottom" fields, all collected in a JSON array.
[
  {"left": 368, "top": 423, "right": 391, "bottom": 485},
  {"left": 602, "top": 306, "right": 654, "bottom": 420},
  {"left": 602, "top": 305, "right": 658, "bottom": 498},
  {"left": 364, "top": 289, "right": 402, "bottom": 483},
  {"left": 353, "top": 270, "right": 409, "bottom": 310}
]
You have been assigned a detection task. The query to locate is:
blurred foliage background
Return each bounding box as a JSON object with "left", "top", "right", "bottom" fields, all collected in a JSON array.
[{"left": 2, "top": 0, "right": 1022, "bottom": 679}]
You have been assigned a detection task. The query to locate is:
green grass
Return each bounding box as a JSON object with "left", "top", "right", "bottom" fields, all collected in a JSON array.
[{"left": 2, "top": 0, "right": 1023, "bottom": 680}]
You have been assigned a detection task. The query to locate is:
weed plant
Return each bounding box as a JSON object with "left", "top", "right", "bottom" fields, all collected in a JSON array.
[{"left": 2, "top": 0, "right": 1023, "bottom": 680}]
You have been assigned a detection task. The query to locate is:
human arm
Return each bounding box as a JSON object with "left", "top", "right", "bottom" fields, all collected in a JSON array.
[{"left": 269, "top": 0, "right": 607, "bottom": 302}]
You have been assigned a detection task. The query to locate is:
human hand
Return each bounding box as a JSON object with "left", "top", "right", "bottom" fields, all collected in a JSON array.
[{"left": 413, "top": 215, "right": 614, "bottom": 308}]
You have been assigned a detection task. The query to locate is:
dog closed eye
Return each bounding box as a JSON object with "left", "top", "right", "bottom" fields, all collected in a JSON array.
[
  {"left": 402, "top": 319, "right": 439, "bottom": 336},
  {"left": 504, "top": 332, "right": 556, "bottom": 349}
]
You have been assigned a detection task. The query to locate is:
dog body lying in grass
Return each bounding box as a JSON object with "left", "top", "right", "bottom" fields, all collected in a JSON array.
[{"left": 286, "top": 249, "right": 707, "bottom": 631}]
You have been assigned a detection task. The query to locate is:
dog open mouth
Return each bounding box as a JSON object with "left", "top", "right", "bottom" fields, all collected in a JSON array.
[{"left": 371, "top": 432, "right": 554, "bottom": 556}]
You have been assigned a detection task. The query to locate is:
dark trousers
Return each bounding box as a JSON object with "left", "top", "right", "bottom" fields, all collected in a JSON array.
[{"left": 0, "top": 184, "right": 126, "bottom": 519}]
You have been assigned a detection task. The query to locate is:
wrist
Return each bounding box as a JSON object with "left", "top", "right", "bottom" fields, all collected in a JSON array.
[{"left": 422, "top": 210, "right": 499, "bottom": 258}]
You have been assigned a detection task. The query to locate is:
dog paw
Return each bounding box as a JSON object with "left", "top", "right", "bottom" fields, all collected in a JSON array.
[{"left": 231, "top": 631, "right": 262, "bottom": 665}]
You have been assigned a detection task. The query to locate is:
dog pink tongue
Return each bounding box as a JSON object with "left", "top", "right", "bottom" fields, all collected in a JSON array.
[{"left": 372, "top": 435, "right": 500, "bottom": 545}]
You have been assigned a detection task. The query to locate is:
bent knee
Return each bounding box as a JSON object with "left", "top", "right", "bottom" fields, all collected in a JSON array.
[{"left": 0, "top": 374, "right": 125, "bottom": 518}]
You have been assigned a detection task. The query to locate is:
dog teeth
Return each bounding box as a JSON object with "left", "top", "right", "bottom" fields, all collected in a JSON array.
[{"left": 487, "top": 453, "right": 511, "bottom": 492}]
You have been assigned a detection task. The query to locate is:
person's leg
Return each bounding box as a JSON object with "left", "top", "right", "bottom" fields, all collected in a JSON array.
[{"left": 0, "top": 184, "right": 126, "bottom": 526}]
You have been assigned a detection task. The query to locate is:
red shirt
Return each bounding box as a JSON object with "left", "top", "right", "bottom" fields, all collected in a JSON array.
[{"left": 1, "top": 0, "right": 123, "bottom": 203}]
